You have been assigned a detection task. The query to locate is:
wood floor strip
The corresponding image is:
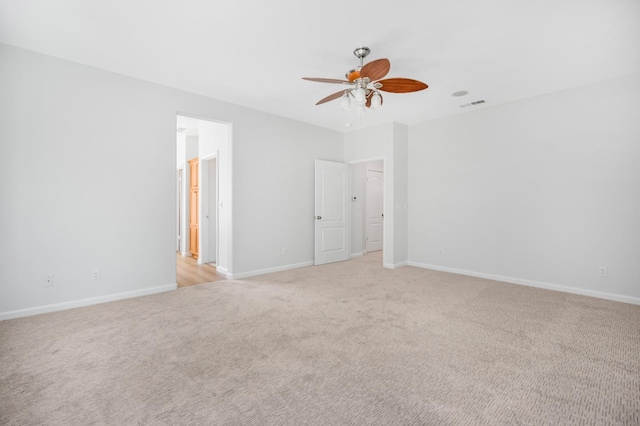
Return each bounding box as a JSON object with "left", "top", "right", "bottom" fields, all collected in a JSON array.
[{"left": 176, "top": 253, "right": 226, "bottom": 288}]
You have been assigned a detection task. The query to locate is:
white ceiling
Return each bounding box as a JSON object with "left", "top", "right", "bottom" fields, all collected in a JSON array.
[{"left": 1, "top": 0, "right": 639, "bottom": 132}]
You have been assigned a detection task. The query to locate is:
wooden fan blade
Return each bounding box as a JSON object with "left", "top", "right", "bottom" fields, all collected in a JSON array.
[
  {"left": 360, "top": 58, "right": 390, "bottom": 82},
  {"left": 377, "top": 78, "right": 428, "bottom": 93},
  {"left": 316, "top": 90, "right": 346, "bottom": 105},
  {"left": 303, "top": 77, "right": 350, "bottom": 84}
]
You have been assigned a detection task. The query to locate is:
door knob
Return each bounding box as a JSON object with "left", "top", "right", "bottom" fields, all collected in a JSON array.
[{"left": 316, "top": 216, "right": 322, "bottom": 220}]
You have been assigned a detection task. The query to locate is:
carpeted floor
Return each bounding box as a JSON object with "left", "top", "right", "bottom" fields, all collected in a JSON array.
[{"left": 1, "top": 253, "right": 639, "bottom": 425}]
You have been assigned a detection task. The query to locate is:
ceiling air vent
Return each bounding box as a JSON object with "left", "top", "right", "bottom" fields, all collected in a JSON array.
[{"left": 459, "top": 99, "right": 486, "bottom": 108}]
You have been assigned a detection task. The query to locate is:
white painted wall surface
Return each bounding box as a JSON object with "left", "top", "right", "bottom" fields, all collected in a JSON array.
[
  {"left": 199, "top": 121, "right": 227, "bottom": 159},
  {"left": 185, "top": 136, "right": 198, "bottom": 160},
  {"left": 408, "top": 73, "right": 640, "bottom": 303},
  {"left": 0, "top": 44, "right": 342, "bottom": 318},
  {"left": 176, "top": 132, "right": 186, "bottom": 168},
  {"left": 230, "top": 112, "right": 343, "bottom": 276},
  {"left": 350, "top": 162, "right": 365, "bottom": 256},
  {"left": 392, "top": 124, "right": 409, "bottom": 266}
]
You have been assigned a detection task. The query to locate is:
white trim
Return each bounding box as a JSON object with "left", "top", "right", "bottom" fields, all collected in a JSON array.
[
  {"left": 384, "top": 261, "right": 408, "bottom": 270},
  {"left": 214, "top": 266, "right": 231, "bottom": 279},
  {"left": 226, "top": 124, "right": 234, "bottom": 275},
  {"left": 407, "top": 262, "right": 640, "bottom": 306},
  {"left": 351, "top": 252, "right": 364, "bottom": 258},
  {"left": 347, "top": 156, "right": 385, "bottom": 165},
  {"left": 229, "top": 261, "right": 314, "bottom": 280},
  {"left": 0, "top": 284, "right": 178, "bottom": 321}
]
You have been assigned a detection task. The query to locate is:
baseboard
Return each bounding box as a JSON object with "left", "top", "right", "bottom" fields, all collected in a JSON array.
[
  {"left": 384, "top": 261, "right": 408, "bottom": 270},
  {"left": 0, "top": 283, "right": 178, "bottom": 321},
  {"left": 229, "top": 261, "right": 314, "bottom": 280},
  {"left": 351, "top": 252, "right": 364, "bottom": 258},
  {"left": 215, "top": 266, "right": 231, "bottom": 279},
  {"left": 407, "top": 262, "right": 640, "bottom": 306}
]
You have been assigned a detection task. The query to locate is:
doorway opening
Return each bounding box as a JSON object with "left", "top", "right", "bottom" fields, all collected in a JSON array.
[
  {"left": 365, "top": 166, "right": 384, "bottom": 252},
  {"left": 176, "top": 114, "right": 231, "bottom": 287},
  {"left": 350, "top": 159, "right": 384, "bottom": 263}
]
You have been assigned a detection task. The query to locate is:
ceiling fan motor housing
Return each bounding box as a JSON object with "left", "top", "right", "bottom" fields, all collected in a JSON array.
[{"left": 346, "top": 69, "right": 360, "bottom": 82}]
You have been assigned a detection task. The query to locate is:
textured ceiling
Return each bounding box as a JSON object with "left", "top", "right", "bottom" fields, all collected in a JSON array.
[{"left": 1, "top": 0, "right": 639, "bottom": 132}]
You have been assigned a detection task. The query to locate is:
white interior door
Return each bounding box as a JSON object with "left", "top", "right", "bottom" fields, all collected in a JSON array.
[
  {"left": 366, "top": 169, "right": 384, "bottom": 252},
  {"left": 315, "top": 159, "right": 350, "bottom": 265},
  {"left": 207, "top": 158, "right": 217, "bottom": 263}
]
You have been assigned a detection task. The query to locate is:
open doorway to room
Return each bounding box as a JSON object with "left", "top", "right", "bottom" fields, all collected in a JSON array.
[
  {"left": 365, "top": 167, "right": 384, "bottom": 253},
  {"left": 350, "top": 159, "right": 384, "bottom": 263},
  {"left": 175, "top": 114, "right": 231, "bottom": 288}
]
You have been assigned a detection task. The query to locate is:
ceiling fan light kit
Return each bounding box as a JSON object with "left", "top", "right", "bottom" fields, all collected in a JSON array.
[{"left": 303, "top": 46, "right": 428, "bottom": 113}]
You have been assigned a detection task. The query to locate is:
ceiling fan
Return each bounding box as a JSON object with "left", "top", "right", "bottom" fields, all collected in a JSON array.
[{"left": 302, "top": 47, "right": 428, "bottom": 111}]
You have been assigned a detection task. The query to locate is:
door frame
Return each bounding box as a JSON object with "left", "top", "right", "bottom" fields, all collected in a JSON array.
[{"left": 176, "top": 168, "right": 184, "bottom": 252}]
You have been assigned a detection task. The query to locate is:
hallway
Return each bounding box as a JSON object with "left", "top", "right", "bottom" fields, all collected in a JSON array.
[{"left": 176, "top": 253, "right": 226, "bottom": 288}]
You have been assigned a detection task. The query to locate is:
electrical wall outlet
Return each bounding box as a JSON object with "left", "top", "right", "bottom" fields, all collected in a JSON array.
[
  {"left": 45, "top": 275, "right": 54, "bottom": 287},
  {"left": 92, "top": 269, "right": 100, "bottom": 280},
  {"left": 599, "top": 266, "right": 607, "bottom": 277}
]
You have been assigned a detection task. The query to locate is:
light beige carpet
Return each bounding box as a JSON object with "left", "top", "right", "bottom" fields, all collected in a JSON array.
[{"left": 1, "top": 253, "right": 639, "bottom": 425}]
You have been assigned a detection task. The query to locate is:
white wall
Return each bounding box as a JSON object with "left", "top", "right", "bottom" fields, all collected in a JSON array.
[
  {"left": 392, "top": 124, "right": 409, "bottom": 266},
  {"left": 185, "top": 136, "right": 198, "bottom": 160},
  {"left": 350, "top": 162, "right": 365, "bottom": 256},
  {"left": 408, "top": 73, "right": 640, "bottom": 303},
  {"left": 231, "top": 113, "right": 343, "bottom": 276},
  {"left": 199, "top": 120, "right": 227, "bottom": 159},
  {"left": 176, "top": 132, "right": 186, "bottom": 168},
  {"left": 0, "top": 43, "right": 342, "bottom": 318}
]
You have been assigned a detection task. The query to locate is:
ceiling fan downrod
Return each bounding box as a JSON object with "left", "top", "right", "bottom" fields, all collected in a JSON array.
[{"left": 353, "top": 47, "right": 370, "bottom": 67}]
